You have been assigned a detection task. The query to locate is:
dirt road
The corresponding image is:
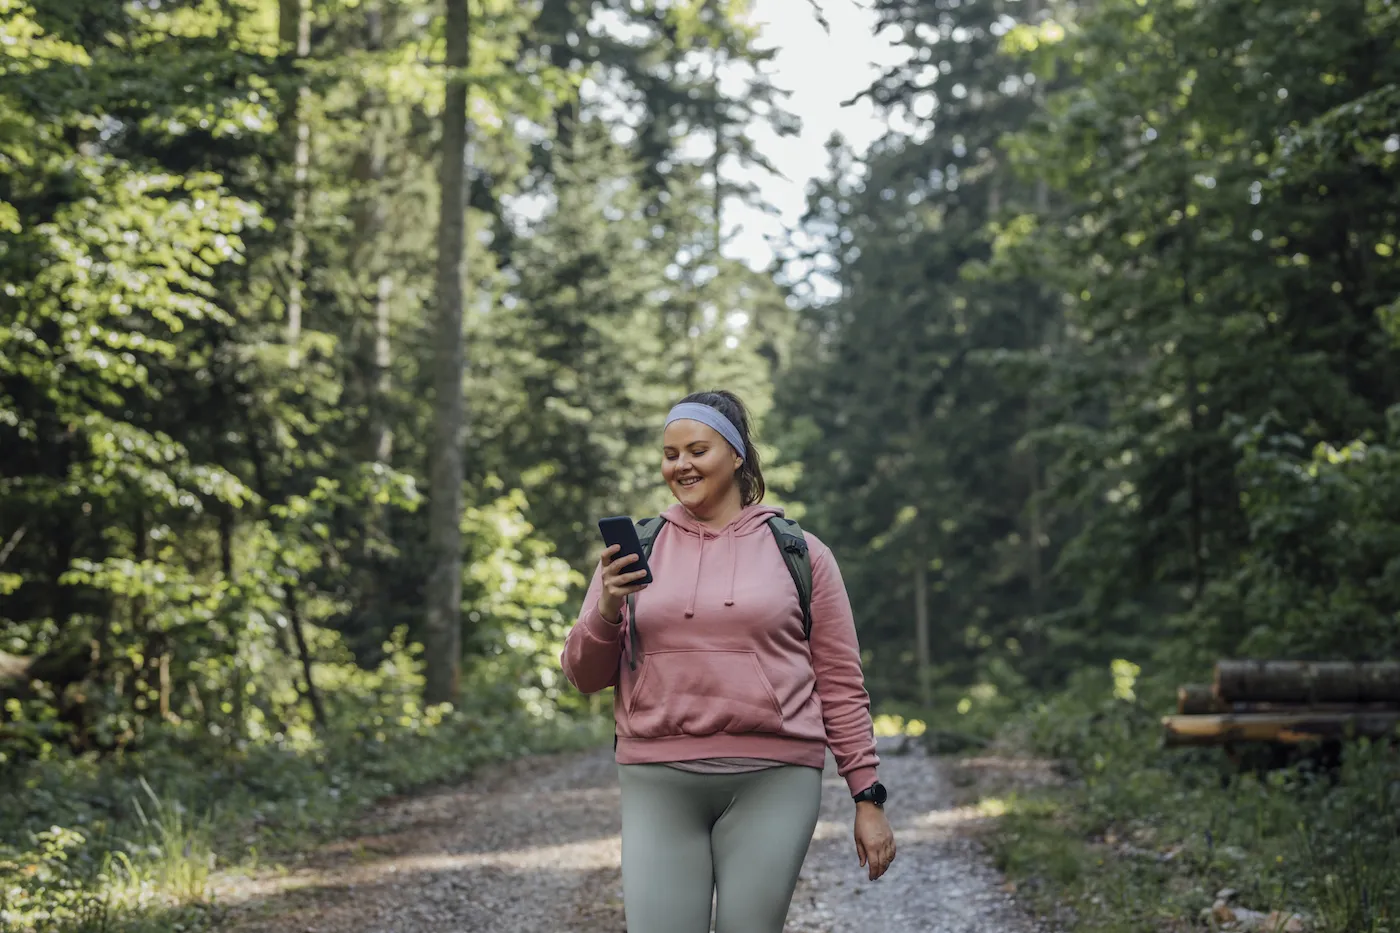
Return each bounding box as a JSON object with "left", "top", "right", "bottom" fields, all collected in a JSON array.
[{"left": 214, "top": 738, "right": 1046, "bottom": 932}]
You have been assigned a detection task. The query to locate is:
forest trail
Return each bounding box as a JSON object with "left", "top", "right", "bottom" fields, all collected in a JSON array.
[{"left": 213, "top": 737, "right": 1046, "bottom": 933}]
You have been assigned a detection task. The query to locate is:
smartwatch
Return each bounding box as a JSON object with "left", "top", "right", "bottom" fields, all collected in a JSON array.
[{"left": 852, "top": 781, "right": 887, "bottom": 808}]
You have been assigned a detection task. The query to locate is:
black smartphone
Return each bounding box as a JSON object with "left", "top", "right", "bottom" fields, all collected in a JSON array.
[{"left": 598, "top": 516, "right": 654, "bottom": 586}]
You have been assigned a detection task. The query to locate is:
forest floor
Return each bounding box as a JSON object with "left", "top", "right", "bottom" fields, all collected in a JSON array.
[{"left": 209, "top": 735, "right": 1050, "bottom": 933}]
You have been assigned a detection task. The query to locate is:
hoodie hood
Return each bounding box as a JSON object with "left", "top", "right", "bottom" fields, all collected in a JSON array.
[
  {"left": 659, "top": 503, "right": 785, "bottom": 617},
  {"left": 659, "top": 502, "right": 784, "bottom": 538}
]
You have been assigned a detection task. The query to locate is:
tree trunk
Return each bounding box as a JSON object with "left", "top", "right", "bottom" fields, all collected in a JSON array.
[
  {"left": 0, "top": 525, "right": 24, "bottom": 567},
  {"left": 218, "top": 504, "right": 234, "bottom": 579},
  {"left": 286, "top": 585, "right": 327, "bottom": 726},
  {"left": 424, "top": 0, "right": 471, "bottom": 706},
  {"left": 370, "top": 275, "right": 393, "bottom": 462},
  {"left": 354, "top": 2, "right": 394, "bottom": 466},
  {"left": 159, "top": 652, "right": 172, "bottom": 721},
  {"left": 279, "top": 0, "right": 311, "bottom": 365},
  {"left": 1025, "top": 3, "right": 1050, "bottom": 629},
  {"left": 349, "top": 3, "right": 395, "bottom": 645},
  {"left": 1214, "top": 660, "right": 1400, "bottom": 704},
  {"left": 1179, "top": 175, "right": 1205, "bottom": 604},
  {"left": 914, "top": 561, "right": 932, "bottom": 708}
]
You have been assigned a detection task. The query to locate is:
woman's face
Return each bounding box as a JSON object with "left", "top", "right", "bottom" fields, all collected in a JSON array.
[{"left": 662, "top": 419, "right": 742, "bottom": 514}]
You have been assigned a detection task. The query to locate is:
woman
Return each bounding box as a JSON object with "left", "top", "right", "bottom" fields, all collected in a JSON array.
[{"left": 561, "top": 389, "right": 896, "bottom": 933}]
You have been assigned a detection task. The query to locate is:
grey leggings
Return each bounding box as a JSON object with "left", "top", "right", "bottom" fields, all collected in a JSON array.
[{"left": 617, "top": 763, "right": 823, "bottom": 933}]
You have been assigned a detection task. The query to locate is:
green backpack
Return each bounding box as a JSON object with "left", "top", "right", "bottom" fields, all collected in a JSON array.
[{"left": 622, "top": 515, "right": 814, "bottom": 672}]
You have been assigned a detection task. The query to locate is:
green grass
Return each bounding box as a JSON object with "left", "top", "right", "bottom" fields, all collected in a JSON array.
[
  {"left": 0, "top": 707, "right": 612, "bottom": 933},
  {"left": 972, "top": 671, "right": 1399, "bottom": 933}
]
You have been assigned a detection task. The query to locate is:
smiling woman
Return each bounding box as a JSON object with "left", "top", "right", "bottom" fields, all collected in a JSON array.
[
  {"left": 662, "top": 391, "right": 763, "bottom": 518},
  {"left": 560, "top": 389, "right": 896, "bottom": 933}
]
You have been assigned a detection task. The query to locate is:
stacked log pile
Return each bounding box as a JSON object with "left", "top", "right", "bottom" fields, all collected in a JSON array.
[{"left": 1162, "top": 660, "right": 1400, "bottom": 748}]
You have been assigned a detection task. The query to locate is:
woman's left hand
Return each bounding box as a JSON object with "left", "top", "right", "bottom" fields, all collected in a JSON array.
[{"left": 853, "top": 803, "right": 896, "bottom": 880}]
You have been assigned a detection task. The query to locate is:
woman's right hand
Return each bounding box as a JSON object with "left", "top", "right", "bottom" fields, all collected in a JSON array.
[{"left": 597, "top": 545, "right": 650, "bottom": 623}]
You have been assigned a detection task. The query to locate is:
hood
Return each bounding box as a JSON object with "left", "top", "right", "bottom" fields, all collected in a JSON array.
[
  {"left": 659, "top": 502, "right": 785, "bottom": 539},
  {"left": 661, "top": 502, "right": 784, "bottom": 618}
]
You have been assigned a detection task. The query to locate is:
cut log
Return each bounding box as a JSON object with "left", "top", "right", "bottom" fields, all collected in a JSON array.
[
  {"left": 1213, "top": 660, "right": 1400, "bottom": 704},
  {"left": 1177, "top": 681, "right": 1398, "bottom": 714},
  {"left": 1162, "top": 711, "right": 1400, "bottom": 748},
  {"left": 1178, "top": 683, "right": 1223, "bottom": 714}
]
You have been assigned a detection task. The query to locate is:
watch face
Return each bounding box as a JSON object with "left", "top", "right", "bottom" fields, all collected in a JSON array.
[{"left": 872, "top": 782, "right": 888, "bottom": 804}]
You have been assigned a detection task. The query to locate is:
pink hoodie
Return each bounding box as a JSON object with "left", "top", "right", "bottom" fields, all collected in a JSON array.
[{"left": 560, "top": 503, "right": 879, "bottom": 796}]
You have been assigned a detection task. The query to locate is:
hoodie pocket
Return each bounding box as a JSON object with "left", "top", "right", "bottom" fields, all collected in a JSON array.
[{"left": 625, "top": 649, "right": 784, "bottom": 738}]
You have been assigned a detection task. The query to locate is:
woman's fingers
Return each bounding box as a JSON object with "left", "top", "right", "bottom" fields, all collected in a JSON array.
[
  {"left": 603, "top": 569, "right": 649, "bottom": 599},
  {"left": 604, "top": 569, "right": 648, "bottom": 586},
  {"left": 601, "top": 551, "right": 648, "bottom": 599},
  {"left": 602, "top": 553, "right": 637, "bottom": 576},
  {"left": 872, "top": 839, "right": 896, "bottom": 880}
]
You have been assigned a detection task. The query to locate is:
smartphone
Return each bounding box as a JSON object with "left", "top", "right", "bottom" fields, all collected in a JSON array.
[{"left": 598, "top": 516, "right": 654, "bottom": 586}]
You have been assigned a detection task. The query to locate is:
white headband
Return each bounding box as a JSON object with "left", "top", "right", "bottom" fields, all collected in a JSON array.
[{"left": 665, "top": 402, "right": 746, "bottom": 463}]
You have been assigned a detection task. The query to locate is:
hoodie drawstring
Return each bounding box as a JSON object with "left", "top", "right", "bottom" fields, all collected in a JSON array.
[
  {"left": 684, "top": 533, "right": 705, "bottom": 618},
  {"left": 646, "top": 505, "right": 780, "bottom": 631},
  {"left": 683, "top": 529, "right": 740, "bottom": 614},
  {"left": 725, "top": 533, "right": 737, "bottom": 606}
]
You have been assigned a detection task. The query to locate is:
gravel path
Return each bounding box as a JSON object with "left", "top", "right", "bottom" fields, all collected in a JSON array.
[
  {"left": 213, "top": 737, "right": 1046, "bottom": 932},
  {"left": 786, "top": 738, "right": 1046, "bottom": 933}
]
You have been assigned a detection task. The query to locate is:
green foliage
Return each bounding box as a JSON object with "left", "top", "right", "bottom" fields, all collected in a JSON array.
[
  {"left": 984, "top": 668, "right": 1400, "bottom": 933},
  {"left": 2, "top": 0, "right": 796, "bottom": 928},
  {"left": 779, "top": 0, "right": 1400, "bottom": 705},
  {"left": 775, "top": 0, "right": 1079, "bottom": 709},
  {"left": 0, "top": 0, "right": 792, "bottom": 754},
  {"left": 458, "top": 481, "right": 585, "bottom": 715},
  {"left": 0, "top": 826, "right": 111, "bottom": 932},
  {"left": 1188, "top": 413, "right": 1400, "bottom": 661},
  {"left": 996, "top": 0, "right": 1400, "bottom": 670}
]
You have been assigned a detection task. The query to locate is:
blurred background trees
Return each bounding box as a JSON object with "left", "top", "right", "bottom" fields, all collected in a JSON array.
[
  {"left": 3, "top": 0, "right": 1398, "bottom": 927},
  {"left": 3, "top": 0, "right": 1398, "bottom": 763}
]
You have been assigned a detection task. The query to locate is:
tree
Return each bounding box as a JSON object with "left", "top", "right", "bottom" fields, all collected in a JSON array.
[
  {"left": 774, "top": 0, "right": 1071, "bottom": 705},
  {"left": 424, "top": 0, "right": 472, "bottom": 706}
]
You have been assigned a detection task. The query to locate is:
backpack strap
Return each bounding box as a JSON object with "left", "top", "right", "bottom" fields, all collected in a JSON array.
[
  {"left": 624, "top": 517, "right": 667, "bottom": 671},
  {"left": 767, "top": 517, "right": 814, "bottom": 640},
  {"left": 635, "top": 516, "right": 666, "bottom": 556}
]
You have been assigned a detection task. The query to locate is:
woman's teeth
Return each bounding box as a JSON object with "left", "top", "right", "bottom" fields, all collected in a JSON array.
[{"left": 679, "top": 477, "right": 701, "bottom": 486}]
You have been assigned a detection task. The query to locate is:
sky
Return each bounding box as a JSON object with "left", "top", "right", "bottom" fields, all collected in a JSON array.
[
  {"left": 535, "top": 0, "right": 907, "bottom": 291},
  {"left": 723, "top": 0, "right": 908, "bottom": 273}
]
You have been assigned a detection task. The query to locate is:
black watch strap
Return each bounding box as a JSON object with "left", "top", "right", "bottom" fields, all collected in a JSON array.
[{"left": 852, "top": 781, "right": 887, "bottom": 807}]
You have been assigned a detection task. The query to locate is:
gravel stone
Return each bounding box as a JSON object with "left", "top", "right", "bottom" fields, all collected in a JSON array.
[{"left": 213, "top": 737, "right": 1049, "bottom": 932}]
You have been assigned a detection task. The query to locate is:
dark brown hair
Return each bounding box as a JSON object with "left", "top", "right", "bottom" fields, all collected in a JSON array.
[{"left": 678, "top": 389, "right": 765, "bottom": 506}]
